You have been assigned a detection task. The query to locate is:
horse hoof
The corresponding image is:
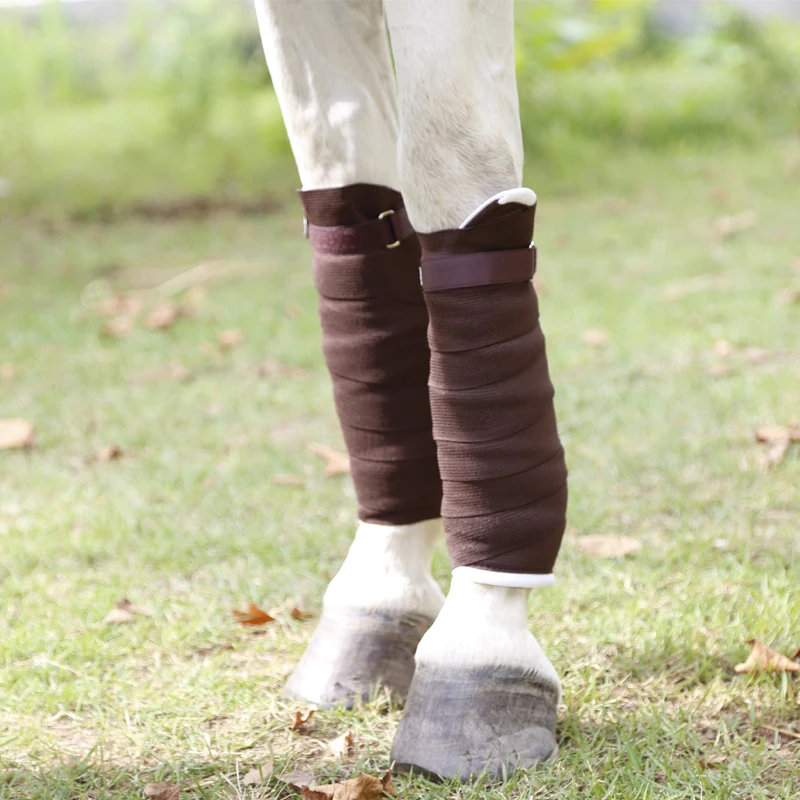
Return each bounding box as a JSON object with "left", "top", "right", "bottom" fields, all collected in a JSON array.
[
  {"left": 390, "top": 663, "right": 559, "bottom": 781},
  {"left": 282, "top": 607, "right": 434, "bottom": 709}
]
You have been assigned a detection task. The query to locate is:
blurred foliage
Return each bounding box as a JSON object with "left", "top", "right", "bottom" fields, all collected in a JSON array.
[{"left": 0, "top": 0, "right": 799, "bottom": 216}]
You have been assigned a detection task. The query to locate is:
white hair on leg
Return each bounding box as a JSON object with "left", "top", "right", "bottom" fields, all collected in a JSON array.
[
  {"left": 323, "top": 519, "right": 446, "bottom": 619},
  {"left": 254, "top": 0, "right": 401, "bottom": 190},
  {"left": 384, "top": 0, "right": 524, "bottom": 232},
  {"left": 414, "top": 571, "right": 562, "bottom": 699}
]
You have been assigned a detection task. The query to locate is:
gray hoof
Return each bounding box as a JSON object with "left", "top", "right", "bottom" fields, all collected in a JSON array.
[
  {"left": 390, "top": 663, "right": 559, "bottom": 781},
  {"left": 283, "top": 607, "right": 434, "bottom": 709}
]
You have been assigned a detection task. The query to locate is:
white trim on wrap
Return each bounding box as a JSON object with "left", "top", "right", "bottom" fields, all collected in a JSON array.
[
  {"left": 459, "top": 187, "right": 538, "bottom": 229},
  {"left": 452, "top": 566, "right": 555, "bottom": 589}
]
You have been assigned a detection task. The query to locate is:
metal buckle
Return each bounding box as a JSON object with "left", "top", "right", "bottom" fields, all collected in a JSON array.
[{"left": 378, "top": 209, "right": 401, "bottom": 249}]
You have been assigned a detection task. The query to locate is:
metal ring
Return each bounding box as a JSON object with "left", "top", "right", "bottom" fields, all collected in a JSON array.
[{"left": 378, "top": 209, "right": 400, "bottom": 249}]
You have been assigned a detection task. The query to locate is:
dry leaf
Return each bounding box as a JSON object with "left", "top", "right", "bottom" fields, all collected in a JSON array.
[
  {"left": 713, "top": 339, "right": 734, "bottom": 358},
  {"left": 713, "top": 210, "right": 756, "bottom": 239},
  {"left": 1, "top": 363, "right": 15, "bottom": 380},
  {"left": 700, "top": 754, "right": 727, "bottom": 769},
  {"left": 143, "top": 782, "right": 181, "bottom": 800},
  {"left": 218, "top": 329, "right": 244, "bottom": 350},
  {"left": 232, "top": 602, "right": 275, "bottom": 626},
  {"left": 97, "top": 445, "right": 124, "bottom": 462},
  {"left": 324, "top": 731, "right": 353, "bottom": 760},
  {"left": 301, "top": 771, "right": 394, "bottom": 800},
  {"left": 146, "top": 301, "right": 180, "bottom": 330},
  {"left": 761, "top": 436, "right": 790, "bottom": 469},
  {"left": 242, "top": 758, "right": 274, "bottom": 786},
  {"left": 279, "top": 770, "right": 315, "bottom": 790},
  {"left": 271, "top": 474, "right": 305, "bottom": 487},
  {"left": 192, "top": 643, "right": 234, "bottom": 659},
  {"left": 308, "top": 443, "right": 350, "bottom": 477},
  {"left": 755, "top": 425, "right": 799, "bottom": 469},
  {"left": 291, "top": 606, "right": 312, "bottom": 621},
  {"left": 577, "top": 535, "right": 642, "bottom": 559},
  {"left": 105, "top": 598, "right": 153, "bottom": 624},
  {"left": 734, "top": 639, "right": 800, "bottom": 674},
  {"left": 583, "top": 329, "right": 610, "bottom": 348},
  {"left": 0, "top": 418, "right": 35, "bottom": 450},
  {"left": 289, "top": 708, "right": 316, "bottom": 730},
  {"left": 102, "top": 317, "right": 133, "bottom": 338}
]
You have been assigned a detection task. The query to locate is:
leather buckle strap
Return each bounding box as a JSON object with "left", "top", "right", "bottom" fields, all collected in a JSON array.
[
  {"left": 304, "top": 206, "right": 414, "bottom": 254},
  {"left": 421, "top": 245, "right": 536, "bottom": 292}
]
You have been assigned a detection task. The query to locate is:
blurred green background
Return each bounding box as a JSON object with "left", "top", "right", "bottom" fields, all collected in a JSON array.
[{"left": 1, "top": 0, "right": 799, "bottom": 218}]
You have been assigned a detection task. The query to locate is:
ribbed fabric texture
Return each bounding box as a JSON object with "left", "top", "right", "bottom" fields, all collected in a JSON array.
[
  {"left": 301, "top": 184, "right": 443, "bottom": 525},
  {"left": 419, "top": 201, "right": 568, "bottom": 574}
]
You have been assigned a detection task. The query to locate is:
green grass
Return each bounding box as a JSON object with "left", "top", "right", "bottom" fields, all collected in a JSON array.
[{"left": 1, "top": 138, "right": 799, "bottom": 799}]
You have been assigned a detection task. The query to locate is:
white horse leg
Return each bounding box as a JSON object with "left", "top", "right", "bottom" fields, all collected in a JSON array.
[
  {"left": 385, "top": 0, "right": 567, "bottom": 779},
  {"left": 254, "top": 0, "right": 444, "bottom": 708}
]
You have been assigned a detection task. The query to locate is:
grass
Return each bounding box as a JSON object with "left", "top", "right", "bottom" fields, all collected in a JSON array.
[{"left": 2, "top": 136, "right": 800, "bottom": 798}]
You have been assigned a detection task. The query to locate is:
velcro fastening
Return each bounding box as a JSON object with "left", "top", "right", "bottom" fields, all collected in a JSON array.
[{"left": 421, "top": 246, "right": 536, "bottom": 291}]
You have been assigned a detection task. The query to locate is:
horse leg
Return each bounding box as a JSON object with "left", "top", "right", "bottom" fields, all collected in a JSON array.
[
  {"left": 254, "top": 0, "right": 444, "bottom": 708},
  {"left": 384, "top": 0, "right": 568, "bottom": 778}
]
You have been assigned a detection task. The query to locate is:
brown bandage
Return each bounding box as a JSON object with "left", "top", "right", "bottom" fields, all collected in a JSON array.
[
  {"left": 418, "top": 201, "right": 567, "bottom": 575},
  {"left": 300, "top": 184, "right": 442, "bottom": 526}
]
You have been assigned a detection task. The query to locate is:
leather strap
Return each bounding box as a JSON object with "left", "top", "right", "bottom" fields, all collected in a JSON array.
[
  {"left": 421, "top": 246, "right": 536, "bottom": 292},
  {"left": 305, "top": 206, "right": 414, "bottom": 254}
]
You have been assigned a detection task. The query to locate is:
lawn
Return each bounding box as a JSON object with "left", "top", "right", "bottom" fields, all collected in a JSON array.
[{"left": 1, "top": 138, "right": 799, "bottom": 799}]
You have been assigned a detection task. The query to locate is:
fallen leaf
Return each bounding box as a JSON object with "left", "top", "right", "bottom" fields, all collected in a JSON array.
[
  {"left": 102, "top": 317, "right": 133, "bottom": 338},
  {"left": 0, "top": 418, "right": 35, "bottom": 450},
  {"left": 713, "top": 210, "right": 756, "bottom": 239},
  {"left": 301, "top": 771, "right": 394, "bottom": 800},
  {"left": 291, "top": 606, "right": 312, "bottom": 621},
  {"left": 755, "top": 425, "right": 799, "bottom": 469},
  {"left": 232, "top": 602, "right": 275, "bottom": 626},
  {"left": 761, "top": 436, "right": 790, "bottom": 469},
  {"left": 577, "top": 535, "right": 642, "bottom": 559},
  {"left": 1, "top": 363, "right": 15, "bottom": 380},
  {"left": 734, "top": 639, "right": 800, "bottom": 674},
  {"left": 242, "top": 758, "right": 274, "bottom": 786},
  {"left": 97, "top": 445, "right": 124, "bottom": 462},
  {"left": 218, "top": 329, "right": 244, "bottom": 350},
  {"left": 143, "top": 782, "right": 181, "bottom": 800},
  {"left": 271, "top": 474, "right": 305, "bottom": 486},
  {"left": 308, "top": 443, "right": 350, "bottom": 477},
  {"left": 794, "top": 646, "right": 800, "bottom": 660},
  {"left": 104, "top": 598, "right": 154, "bottom": 624},
  {"left": 700, "top": 754, "right": 727, "bottom": 769},
  {"left": 279, "top": 770, "right": 315, "bottom": 790},
  {"left": 713, "top": 338, "right": 734, "bottom": 358},
  {"left": 583, "top": 329, "right": 609, "bottom": 348},
  {"left": 289, "top": 708, "right": 315, "bottom": 730},
  {"left": 324, "top": 731, "right": 353, "bottom": 760},
  {"left": 146, "top": 301, "right": 181, "bottom": 331}
]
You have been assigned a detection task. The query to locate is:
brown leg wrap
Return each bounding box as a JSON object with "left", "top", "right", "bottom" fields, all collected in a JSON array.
[
  {"left": 418, "top": 201, "right": 567, "bottom": 574},
  {"left": 300, "top": 184, "right": 442, "bottom": 525}
]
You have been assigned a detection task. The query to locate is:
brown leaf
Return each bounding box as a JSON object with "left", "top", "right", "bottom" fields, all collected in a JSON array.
[
  {"left": 97, "top": 445, "right": 124, "bottom": 462},
  {"left": 218, "top": 329, "right": 244, "bottom": 350},
  {"left": 143, "top": 782, "right": 181, "bottom": 800},
  {"left": 761, "top": 436, "right": 790, "bottom": 469},
  {"left": 755, "top": 425, "right": 799, "bottom": 469},
  {"left": 232, "top": 602, "right": 275, "bottom": 626},
  {"left": 105, "top": 598, "right": 154, "bottom": 624},
  {"left": 699, "top": 754, "right": 727, "bottom": 769},
  {"left": 324, "top": 731, "right": 353, "bottom": 760},
  {"left": 242, "top": 758, "right": 274, "bottom": 786},
  {"left": 279, "top": 770, "right": 315, "bottom": 790},
  {"left": 291, "top": 606, "right": 312, "bottom": 621},
  {"left": 145, "top": 301, "right": 181, "bottom": 331},
  {"left": 0, "top": 418, "right": 35, "bottom": 450},
  {"left": 713, "top": 210, "right": 756, "bottom": 239},
  {"left": 301, "top": 771, "right": 394, "bottom": 800},
  {"left": 577, "top": 535, "right": 642, "bottom": 559},
  {"left": 102, "top": 317, "right": 133, "bottom": 338},
  {"left": 308, "top": 442, "right": 350, "bottom": 477},
  {"left": 583, "top": 329, "right": 610, "bottom": 348},
  {"left": 289, "top": 708, "right": 316, "bottom": 730},
  {"left": 734, "top": 639, "right": 800, "bottom": 674}
]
